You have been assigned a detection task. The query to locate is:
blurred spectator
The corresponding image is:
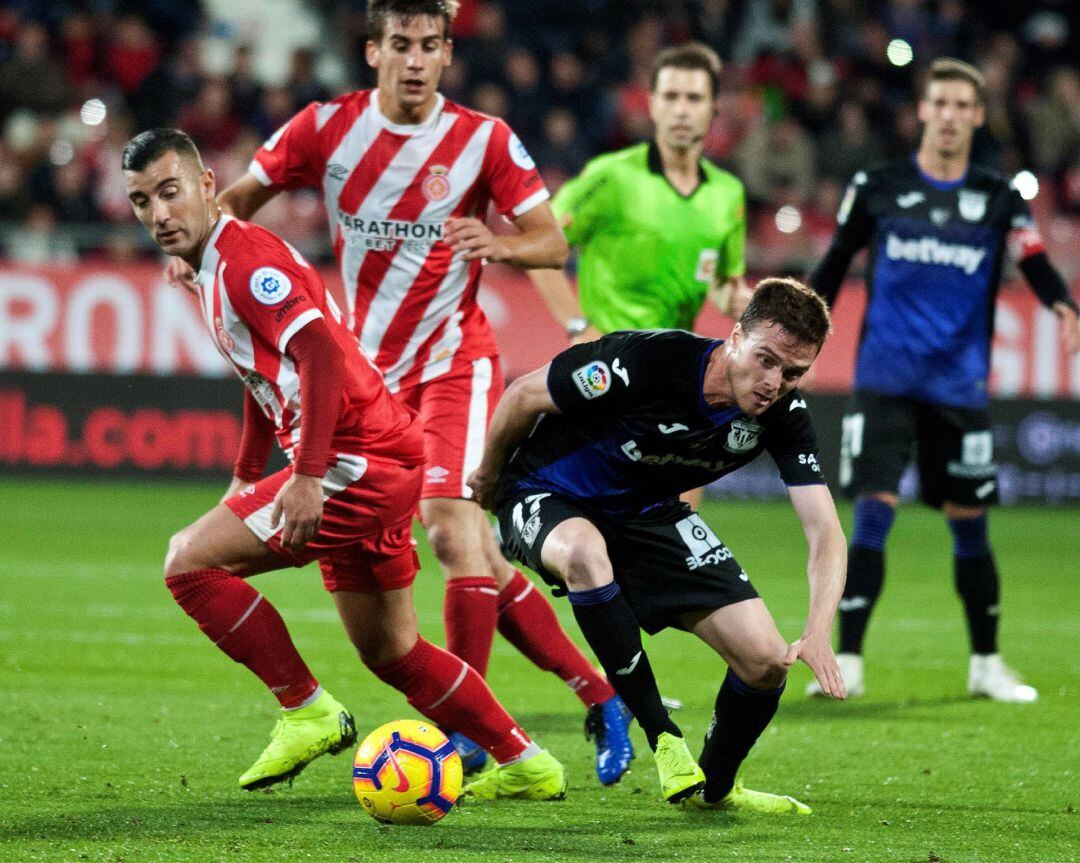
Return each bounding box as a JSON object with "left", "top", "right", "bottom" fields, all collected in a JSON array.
[
  {"left": 732, "top": 0, "right": 819, "bottom": 66},
  {"left": 456, "top": 3, "right": 508, "bottom": 86},
  {"left": 737, "top": 115, "right": 817, "bottom": 205},
  {"left": 287, "top": 48, "right": 330, "bottom": 112},
  {"left": 1025, "top": 67, "right": 1080, "bottom": 175},
  {"left": 104, "top": 15, "right": 160, "bottom": 96},
  {"left": 0, "top": 21, "right": 66, "bottom": 119},
  {"left": 817, "top": 99, "right": 885, "bottom": 183},
  {"left": 532, "top": 107, "right": 590, "bottom": 179},
  {"left": 503, "top": 46, "right": 548, "bottom": 144},
  {"left": 178, "top": 77, "right": 241, "bottom": 153},
  {"left": 5, "top": 203, "right": 77, "bottom": 265}
]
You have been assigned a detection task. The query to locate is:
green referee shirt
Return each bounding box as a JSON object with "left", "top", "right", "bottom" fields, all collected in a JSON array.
[{"left": 552, "top": 141, "right": 746, "bottom": 332}]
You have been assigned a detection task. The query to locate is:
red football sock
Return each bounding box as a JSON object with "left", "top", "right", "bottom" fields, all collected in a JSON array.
[
  {"left": 166, "top": 569, "right": 319, "bottom": 709},
  {"left": 443, "top": 576, "right": 499, "bottom": 678},
  {"left": 498, "top": 571, "right": 616, "bottom": 707},
  {"left": 370, "top": 637, "right": 531, "bottom": 763}
]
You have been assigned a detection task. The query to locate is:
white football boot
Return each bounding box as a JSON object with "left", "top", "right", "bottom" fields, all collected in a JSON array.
[
  {"left": 805, "top": 652, "right": 864, "bottom": 698},
  {"left": 968, "top": 654, "right": 1038, "bottom": 703}
]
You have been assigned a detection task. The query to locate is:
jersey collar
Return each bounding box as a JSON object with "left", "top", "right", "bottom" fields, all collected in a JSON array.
[
  {"left": 647, "top": 141, "right": 707, "bottom": 198},
  {"left": 911, "top": 153, "right": 968, "bottom": 191},
  {"left": 371, "top": 90, "right": 446, "bottom": 136},
  {"left": 697, "top": 339, "right": 741, "bottom": 426},
  {"left": 195, "top": 213, "right": 232, "bottom": 285}
]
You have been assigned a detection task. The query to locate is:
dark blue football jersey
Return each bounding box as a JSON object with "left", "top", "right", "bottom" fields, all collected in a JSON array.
[
  {"left": 496, "top": 330, "right": 825, "bottom": 517},
  {"left": 821, "top": 158, "right": 1036, "bottom": 408}
]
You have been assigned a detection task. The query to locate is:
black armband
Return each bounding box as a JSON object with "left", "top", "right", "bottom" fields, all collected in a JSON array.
[{"left": 1019, "top": 252, "right": 1079, "bottom": 313}]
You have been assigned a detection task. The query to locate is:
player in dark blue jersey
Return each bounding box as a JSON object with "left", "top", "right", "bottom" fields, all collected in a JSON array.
[
  {"left": 468, "top": 278, "right": 847, "bottom": 815},
  {"left": 809, "top": 58, "right": 1080, "bottom": 703}
]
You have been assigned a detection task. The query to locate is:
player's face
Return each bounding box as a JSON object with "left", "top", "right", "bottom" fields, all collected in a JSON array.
[
  {"left": 367, "top": 15, "right": 452, "bottom": 121},
  {"left": 918, "top": 79, "right": 984, "bottom": 159},
  {"left": 649, "top": 67, "right": 714, "bottom": 153},
  {"left": 725, "top": 322, "right": 819, "bottom": 415},
  {"left": 124, "top": 151, "right": 215, "bottom": 262}
]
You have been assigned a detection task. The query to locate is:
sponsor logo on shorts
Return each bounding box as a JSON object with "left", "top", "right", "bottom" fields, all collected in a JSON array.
[
  {"left": 675, "top": 514, "right": 732, "bottom": 570},
  {"left": 426, "top": 466, "right": 449, "bottom": 484},
  {"left": 725, "top": 419, "right": 762, "bottom": 454},
  {"left": 658, "top": 422, "right": 689, "bottom": 434},
  {"left": 512, "top": 493, "right": 551, "bottom": 548},
  {"left": 572, "top": 361, "right": 610, "bottom": 399},
  {"left": 250, "top": 267, "right": 292, "bottom": 305}
]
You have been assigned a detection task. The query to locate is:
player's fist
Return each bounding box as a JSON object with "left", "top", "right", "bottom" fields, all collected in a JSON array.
[
  {"left": 270, "top": 473, "right": 324, "bottom": 550},
  {"left": 165, "top": 256, "right": 199, "bottom": 295},
  {"left": 465, "top": 466, "right": 498, "bottom": 511}
]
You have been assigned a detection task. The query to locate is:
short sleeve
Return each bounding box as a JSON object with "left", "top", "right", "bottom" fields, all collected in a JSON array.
[
  {"left": 482, "top": 118, "right": 549, "bottom": 219},
  {"left": 717, "top": 182, "right": 746, "bottom": 280},
  {"left": 552, "top": 163, "right": 614, "bottom": 246},
  {"left": 546, "top": 333, "right": 642, "bottom": 417},
  {"left": 223, "top": 254, "right": 324, "bottom": 354},
  {"left": 764, "top": 393, "right": 827, "bottom": 486},
  {"left": 250, "top": 101, "right": 325, "bottom": 191}
]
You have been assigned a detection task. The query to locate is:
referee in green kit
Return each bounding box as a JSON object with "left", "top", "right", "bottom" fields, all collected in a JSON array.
[{"left": 530, "top": 41, "right": 749, "bottom": 345}]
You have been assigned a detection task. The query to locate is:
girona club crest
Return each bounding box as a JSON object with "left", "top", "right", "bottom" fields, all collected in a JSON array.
[{"left": 421, "top": 165, "right": 451, "bottom": 202}]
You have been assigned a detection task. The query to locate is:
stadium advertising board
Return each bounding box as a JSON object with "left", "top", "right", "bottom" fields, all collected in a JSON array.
[{"left": 2, "top": 262, "right": 1079, "bottom": 398}]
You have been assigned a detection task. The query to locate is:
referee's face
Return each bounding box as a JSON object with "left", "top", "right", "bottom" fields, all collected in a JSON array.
[
  {"left": 724, "top": 322, "right": 818, "bottom": 415},
  {"left": 650, "top": 67, "right": 714, "bottom": 153}
]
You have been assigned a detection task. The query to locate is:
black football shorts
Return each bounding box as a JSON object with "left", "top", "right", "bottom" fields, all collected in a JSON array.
[
  {"left": 496, "top": 491, "right": 759, "bottom": 634},
  {"left": 838, "top": 389, "right": 998, "bottom": 508}
]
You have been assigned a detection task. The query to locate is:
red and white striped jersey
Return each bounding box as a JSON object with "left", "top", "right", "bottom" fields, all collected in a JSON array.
[
  {"left": 193, "top": 214, "right": 424, "bottom": 466},
  {"left": 250, "top": 89, "right": 549, "bottom": 391}
]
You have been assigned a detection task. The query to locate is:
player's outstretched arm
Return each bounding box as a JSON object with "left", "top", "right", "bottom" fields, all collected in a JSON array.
[
  {"left": 786, "top": 483, "right": 847, "bottom": 699},
  {"left": 445, "top": 202, "right": 568, "bottom": 268},
  {"left": 467, "top": 364, "right": 558, "bottom": 510},
  {"left": 527, "top": 268, "right": 603, "bottom": 344}
]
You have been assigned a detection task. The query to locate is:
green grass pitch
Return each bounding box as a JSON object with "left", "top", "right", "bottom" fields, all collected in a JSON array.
[{"left": 1, "top": 479, "right": 1077, "bottom": 862}]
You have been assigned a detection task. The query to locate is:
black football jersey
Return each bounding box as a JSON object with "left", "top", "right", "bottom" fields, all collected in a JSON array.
[{"left": 497, "top": 330, "right": 825, "bottom": 516}]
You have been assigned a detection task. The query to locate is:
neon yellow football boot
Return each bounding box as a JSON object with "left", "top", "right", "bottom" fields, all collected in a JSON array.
[
  {"left": 461, "top": 749, "right": 567, "bottom": 800},
  {"left": 653, "top": 732, "right": 706, "bottom": 803},
  {"left": 685, "top": 779, "right": 812, "bottom": 815},
  {"left": 238, "top": 690, "right": 357, "bottom": 790}
]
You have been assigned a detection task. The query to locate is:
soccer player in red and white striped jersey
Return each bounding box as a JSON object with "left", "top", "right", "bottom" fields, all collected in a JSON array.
[
  {"left": 125, "top": 128, "right": 567, "bottom": 799},
  {"left": 165, "top": 0, "right": 633, "bottom": 784}
]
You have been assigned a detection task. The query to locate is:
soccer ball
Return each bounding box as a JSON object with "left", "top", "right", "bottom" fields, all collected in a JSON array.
[{"left": 352, "top": 720, "right": 463, "bottom": 826}]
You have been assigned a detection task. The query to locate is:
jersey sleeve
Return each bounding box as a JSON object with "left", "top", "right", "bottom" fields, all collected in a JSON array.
[
  {"left": 717, "top": 181, "right": 747, "bottom": 280},
  {"left": 763, "top": 393, "right": 826, "bottom": 486},
  {"left": 809, "top": 169, "right": 876, "bottom": 305},
  {"left": 482, "top": 118, "right": 550, "bottom": 219},
  {"left": 546, "top": 332, "right": 645, "bottom": 417},
  {"left": 222, "top": 249, "right": 324, "bottom": 354},
  {"left": 552, "top": 161, "right": 615, "bottom": 246},
  {"left": 1004, "top": 186, "right": 1047, "bottom": 263},
  {"left": 249, "top": 101, "right": 325, "bottom": 191}
]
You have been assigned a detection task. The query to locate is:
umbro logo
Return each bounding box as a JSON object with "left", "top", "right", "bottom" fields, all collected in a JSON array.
[
  {"left": 658, "top": 422, "right": 689, "bottom": 434},
  {"left": 897, "top": 191, "right": 925, "bottom": 208}
]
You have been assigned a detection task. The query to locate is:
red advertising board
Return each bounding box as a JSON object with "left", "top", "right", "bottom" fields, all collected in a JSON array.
[{"left": 1, "top": 262, "right": 1078, "bottom": 398}]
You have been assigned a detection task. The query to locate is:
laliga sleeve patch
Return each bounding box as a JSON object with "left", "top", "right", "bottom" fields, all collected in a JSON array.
[
  {"left": 572, "top": 361, "right": 611, "bottom": 400},
  {"left": 249, "top": 267, "right": 293, "bottom": 305},
  {"left": 508, "top": 133, "right": 536, "bottom": 170}
]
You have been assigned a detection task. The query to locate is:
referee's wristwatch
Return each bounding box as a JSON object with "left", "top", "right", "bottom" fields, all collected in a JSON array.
[{"left": 565, "top": 316, "right": 590, "bottom": 338}]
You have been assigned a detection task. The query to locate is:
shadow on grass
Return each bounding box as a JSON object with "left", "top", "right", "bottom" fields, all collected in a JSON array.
[{"left": 780, "top": 695, "right": 974, "bottom": 721}]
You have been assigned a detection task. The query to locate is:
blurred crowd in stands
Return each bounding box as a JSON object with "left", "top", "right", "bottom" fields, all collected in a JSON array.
[{"left": 1, "top": 0, "right": 1079, "bottom": 281}]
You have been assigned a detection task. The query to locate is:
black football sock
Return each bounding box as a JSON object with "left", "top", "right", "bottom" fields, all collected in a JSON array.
[
  {"left": 568, "top": 582, "right": 680, "bottom": 750},
  {"left": 700, "top": 669, "right": 784, "bottom": 802},
  {"left": 954, "top": 553, "right": 999, "bottom": 654},
  {"left": 838, "top": 545, "right": 885, "bottom": 654}
]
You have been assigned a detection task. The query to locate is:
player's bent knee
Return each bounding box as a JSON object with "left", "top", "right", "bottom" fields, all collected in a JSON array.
[
  {"left": 356, "top": 627, "right": 419, "bottom": 669},
  {"left": 732, "top": 645, "right": 790, "bottom": 690},
  {"left": 560, "top": 544, "right": 612, "bottom": 592},
  {"left": 163, "top": 528, "right": 200, "bottom": 579}
]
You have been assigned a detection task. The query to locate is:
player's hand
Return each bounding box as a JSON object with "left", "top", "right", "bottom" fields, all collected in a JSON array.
[
  {"left": 270, "top": 473, "right": 324, "bottom": 550},
  {"left": 786, "top": 634, "right": 847, "bottom": 699},
  {"left": 1053, "top": 301, "right": 1080, "bottom": 354},
  {"left": 465, "top": 466, "right": 499, "bottom": 511},
  {"left": 571, "top": 325, "right": 604, "bottom": 345},
  {"left": 165, "top": 256, "right": 199, "bottom": 295},
  {"left": 444, "top": 217, "right": 510, "bottom": 263}
]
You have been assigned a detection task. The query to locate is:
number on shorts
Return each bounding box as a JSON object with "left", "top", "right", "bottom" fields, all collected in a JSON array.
[{"left": 839, "top": 412, "right": 865, "bottom": 488}]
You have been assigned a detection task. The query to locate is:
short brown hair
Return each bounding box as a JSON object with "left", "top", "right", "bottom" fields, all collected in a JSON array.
[
  {"left": 368, "top": 0, "right": 458, "bottom": 42},
  {"left": 923, "top": 57, "right": 985, "bottom": 104},
  {"left": 739, "top": 277, "right": 831, "bottom": 348},
  {"left": 121, "top": 128, "right": 202, "bottom": 172},
  {"left": 650, "top": 42, "right": 722, "bottom": 99}
]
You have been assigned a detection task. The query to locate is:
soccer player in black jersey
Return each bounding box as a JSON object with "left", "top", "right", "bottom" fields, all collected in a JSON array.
[
  {"left": 468, "top": 278, "right": 847, "bottom": 814},
  {"left": 808, "top": 59, "right": 1080, "bottom": 702}
]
